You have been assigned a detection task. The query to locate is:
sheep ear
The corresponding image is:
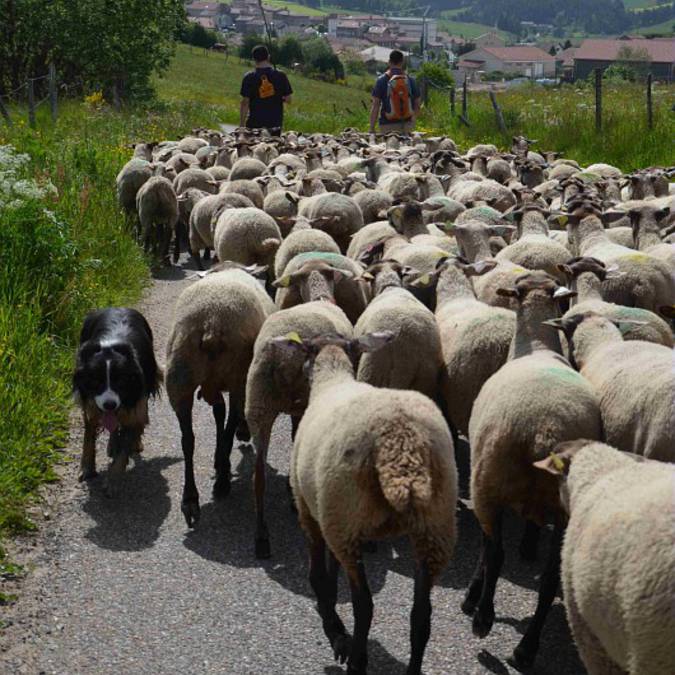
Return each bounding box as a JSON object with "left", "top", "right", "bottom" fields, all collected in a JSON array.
[
  {"left": 613, "top": 319, "right": 648, "bottom": 335},
  {"left": 331, "top": 268, "right": 353, "bottom": 284},
  {"left": 285, "top": 192, "right": 300, "bottom": 205},
  {"left": 496, "top": 287, "right": 518, "bottom": 298},
  {"left": 273, "top": 274, "right": 293, "bottom": 288},
  {"left": 461, "top": 260, "right": 498, "bottom": 276},
  {"left": 541, "top": 318, "right": 566, "bottom": 331},
  {"left": 601, "top": 210, "right": 626, "bottom": 225},
  {"left": 270, "top": 332, "right": 307, "bottom": 353},
  {"left": 488, "top": 225, "right": 515, "bottom": 238},
  {"left": 243, "top": 264, "right": 268, "bottom": 278},
  {"left": 557, "top": 263, "right": 573, "bottom": 277},
  {"left": 353, "top": 331, "right": 396, "bottom": 353},
  {"left": 533, "top": 452, "right": 568, "bottom": 476},
  {"left": 655, "top": 207, "right": 670, "bottom": 222},
  {"left": 408, "top": 272, "right": 435, "bottom": 288},
  {"left": 553, "top": 286, "right": 576, "bottom": 300}
]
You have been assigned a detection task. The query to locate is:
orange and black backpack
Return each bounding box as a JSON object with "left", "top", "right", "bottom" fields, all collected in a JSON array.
[{"left": 384, "top": 70, "right": 413, "bottom": 121}]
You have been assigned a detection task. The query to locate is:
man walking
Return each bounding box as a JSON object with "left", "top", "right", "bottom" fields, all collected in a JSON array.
[
  {"left": 239, "top": 45, "right": 293, "bottom": 136},
  {"left": 369, "top": 50, "right": 421, "bottom": 135}
]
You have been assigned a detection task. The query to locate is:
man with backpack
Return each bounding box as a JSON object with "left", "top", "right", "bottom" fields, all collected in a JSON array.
[
  {"left": 239, "top": 45, "right": 293, "bottom": 136},
  {"left": 369, "top": 50, "right": 421, "bottom": 135}
]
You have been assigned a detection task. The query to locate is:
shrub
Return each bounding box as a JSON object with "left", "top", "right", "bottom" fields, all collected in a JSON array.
[{"left": 416, "top": 61, "right": 454, "bottom": 88}]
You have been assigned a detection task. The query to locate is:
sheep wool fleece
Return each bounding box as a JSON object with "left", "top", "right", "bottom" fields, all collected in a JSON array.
[{"left": 563, "top": 443, "right": 675, "bottom": 675}]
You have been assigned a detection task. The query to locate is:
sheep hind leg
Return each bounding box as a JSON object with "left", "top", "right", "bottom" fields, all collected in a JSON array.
[
  {"left": 160, "top": 224, "right": 173, "bottom": 266},
  {"left": 213, "top": 391, "right": 241, "bottom": 498},
  {"left": 345, "top": 558, "right": 373, "bottom": 675},
  {"left": 177, "top": 399, "right": 200, "bottom": 528},
  {"left": 407, "top": 560, "right": 432, "bottom": 675},
  {"left": 519, "top": 520, "right": 541, "bottom": 562},
  {"left": 303, "top": 511, "right": 350, "bottom": 664},
  {"left": 471, "top": 510, "right": 504, "bottom": 638},
  {"left": 509, "top": 522, "right": 564, "bottom": 671},
  {"left": 252, "top": 417, "right": 273, "bottom": 558}
]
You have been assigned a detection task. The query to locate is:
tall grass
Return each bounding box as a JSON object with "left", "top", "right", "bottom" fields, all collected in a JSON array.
[{"left": 418, "top": 81, "right": 674, "bottom": 170}]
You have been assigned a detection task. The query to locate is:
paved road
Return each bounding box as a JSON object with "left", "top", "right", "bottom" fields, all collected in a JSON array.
[{"left": 0, "top": 254, "right": 584, "bottom": 675}]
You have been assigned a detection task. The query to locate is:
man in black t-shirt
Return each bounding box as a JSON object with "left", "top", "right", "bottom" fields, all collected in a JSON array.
[{"left": 239, "top": 45, "right": 293, "bottom": 136}]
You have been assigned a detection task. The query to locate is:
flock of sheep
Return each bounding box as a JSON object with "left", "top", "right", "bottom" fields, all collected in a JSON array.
[{"left": 115, "top": 128, "right": 675, "bottom": 675}]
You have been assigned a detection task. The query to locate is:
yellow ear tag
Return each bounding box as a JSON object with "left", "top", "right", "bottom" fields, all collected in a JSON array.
[
  {"left": 557, "top": 215, "right": 568, "bottom": 227},
  {"left": 279, "top": 275, "right": 291, "bottom": 287},
  {"left": 284, "top": 331, "right": 303, "bottom": 344},
  {"left": 550, "top": 452, "right": 565, "bottom": 472},
  {"left": 418, "top": 274, "right": 431, "bottom": 286}
]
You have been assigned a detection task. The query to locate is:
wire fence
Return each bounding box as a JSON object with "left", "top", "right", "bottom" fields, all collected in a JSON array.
[{"left": 0, "top": 65, "right": 59, "bottom": 128}]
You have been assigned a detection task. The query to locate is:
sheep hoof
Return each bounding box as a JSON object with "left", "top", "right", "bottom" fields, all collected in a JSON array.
[
  {"left": 460, "top": 596, "right": 477, "bottom": 616},
  {"left": 508, "top": 644, "right": 536, "bottom": 672},
  {"left": 78, "top": 468, "right": 98, "bottom": 482},
  {"left": 331, "top": 633, "right": 351, "bottom": 664},
  {"left": 235, "top": 421, "right": 251, "bottom": 442},
  {"left": 181, "top": 499, "right": 201, "bottom": 528},
  {"left": 471, "top": 606, "right": 495, "bottom": 638},
  {"left": 213, "top": 475, "right": 231, "bottom": 499},
  {"left": 254, "top": 536, "right": 271, "bottom": 559}
]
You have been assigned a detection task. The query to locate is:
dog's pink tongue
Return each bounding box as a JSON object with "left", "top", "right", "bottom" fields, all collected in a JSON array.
[{"left": 101, "top": 411, "right": 119, "bottom": 433}]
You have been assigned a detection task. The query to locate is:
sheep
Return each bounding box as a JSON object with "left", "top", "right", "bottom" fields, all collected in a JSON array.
[
  {"left": 229, "top": 157, "right": 268, "bottom": 181},
  {"left": 449, "top": 178, "right": 517, "bottom": 213},
  {"left": 449, "top": 219, "right": 523, "bottom": 309},
  {"left": 464, "top": 271, "right": 601, "bottom": 671},
  {"left": 558, "top": 256, "right": 673, "bottom": 347},
  {"left": 116, "top": 158, "right": 153, "bottom": 215},
  {"left": 129, "top": 141, "right": 157, "bottom": 160},
  {"left": 411, "top": 257, "right": 515, "bottom": 438},
  {"left": 297, "top": 192, "right": 365, "bottom": 253},
  {"left": 165, "top": 264, "right": 275, "bottom": 527},
  {"left": 534, "top": 439, "right": 675, "bottom": 675},
  {"left": 177, "top": 136, "right": 208, "bottom": 155},
  {"left": 273, "top": 331, "right": 457, "bottom": 675},
  {"left": 188, "top": 193, "right": 255, "bottom": 269},
  {"left": 220, "top": 179, "right": 265, "bottom": 209},
  {"left": 274, "top": 252, "right": 369, "bottom": 323},
  {"left": 195, "top": 145, "right": 217, "bottom": 168},
  {"left": 206, "top": 165, "right": 230, "bottom": 181},
  {"left": 173, "top": 167, "right": 219, "bottom": 196},
  {"left": 628, "top": 204, "right": 674, "bottom": 267},
  {"left": 135, "top": 176, "right": 179, "bottom": 264},
  {"left": 213, "top": 207, "right": 282, "bottom": 280},
  {"left": 544, "top": 312, "right": 675, "bottom": 462},
  {"left": 352, "top": 188, "right": 393, "bottom": 224},
  {"left": 495, "top": 205, "right": 571, "bottom": 282},
  {"left": 166, "top": 152, "right": 199, "bottom": 175},
  {"left": 354, "top": 260, "right": 442, "bottom": 400},
  {"left": 562, "top": 201, "right": 675, "bottom": 313},
  {"left": 268, "top": 152, "right": 307, "bottom": 179},
  {"left": 274, "top": 226, "right": 341, "bottom": 279},
  {"left": 245, "top": 302, "right": 353, "bottom": 558},
  {"left": 263, "top": 190, "right": 300, "bottom": 235},
  {"left": 347, "top": 221, "right": 398, "bottom": 261}
]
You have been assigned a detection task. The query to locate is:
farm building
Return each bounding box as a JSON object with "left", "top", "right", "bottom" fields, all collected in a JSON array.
[
  {"left": 457, "top": 46, "right": 556, "bottom": 82},
  {"left": 572, "top": 37, "right": 675, "bottom": 82}
]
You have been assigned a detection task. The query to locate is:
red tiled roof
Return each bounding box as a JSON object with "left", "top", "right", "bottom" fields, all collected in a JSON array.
[
  {"left": 574, "top": 38, "right": 675, "bottom": 64},
  {"left": 482, "top": 46, "right": 556, "bottom": 62},
  {"left": 557, "top": 47, "right": 576, "bottom": 66}
]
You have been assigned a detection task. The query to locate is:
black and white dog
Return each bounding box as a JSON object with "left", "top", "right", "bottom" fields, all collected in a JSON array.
[{"left": 73, "top": 308, "right": 161, "bottom": 491}]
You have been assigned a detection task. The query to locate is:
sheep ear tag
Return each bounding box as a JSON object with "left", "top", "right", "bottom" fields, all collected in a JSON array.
[
  {"left": 285, "top": 331, "right": 303, "bottom": 344},
  {"left": 277, "top": 275, "right": 292, "bottom": 288},
  {"left": 533, "top": 452, "right": 565, "bottom": 476},
  {"left": 555, "top": 214, "right": 568, "bottom": 227}
]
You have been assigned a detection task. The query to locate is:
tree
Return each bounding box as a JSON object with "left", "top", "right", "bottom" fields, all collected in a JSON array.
[
  {"left": 615, "top": 44, "right": 652, "bottom": 81},
  {"left": 0, "top": 0, "right": 186, "bottom": 101},
  {"left": 278, "top": 35, "right": 304, "bottom": 67}
]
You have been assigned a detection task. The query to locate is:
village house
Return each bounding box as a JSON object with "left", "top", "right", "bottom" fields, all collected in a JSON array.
[{"left": 458, "top": 45, "right": 556, "bottom": 82}]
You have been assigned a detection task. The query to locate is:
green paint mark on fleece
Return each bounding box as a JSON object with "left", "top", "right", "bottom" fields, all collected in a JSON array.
[
  {"left": 543, "top": 366, "right": 585, "bottom": 384},
  {"left": 294, "top": 251, "right": 346, "bottom": 266}
]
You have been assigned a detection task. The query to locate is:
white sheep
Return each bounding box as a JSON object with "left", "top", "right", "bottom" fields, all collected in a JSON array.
[
  {"left": 273, "top": 225, "right": 340, "bottom": 279},
  {"left": 297, "top": 192, "right": 365, "bottom": 253},
  {"left": 544, "top": 312, "right": 675, "bottom": 462},
  {"left": 275, "top": 332, "right": 457, "bottom": 675},
  {"left": 465, "top": 271, "right": 601, "bottom": 671},
  {"left": 135, "top": 176, "right": 179, "bottom": 264},
  {"left": 245, "top": 302, "right": 353, "bottom": 558},
  {"left": 165, "top": 265, "right": 275, "bottom": 527},
  {"left": 534, "top": 439, "right": 675, "bottom": 675}
]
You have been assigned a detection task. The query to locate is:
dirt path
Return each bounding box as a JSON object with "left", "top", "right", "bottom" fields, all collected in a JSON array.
[{"left": 0, "top": 252, "right": 584, "bottom": 675}]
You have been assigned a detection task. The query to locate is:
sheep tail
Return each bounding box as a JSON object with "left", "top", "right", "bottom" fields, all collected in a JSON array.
[
  {"left": 199, "top": 318, "right": 226, "bottom": 357},
  {"left": 374, "top": 419, "right": 433, "bottom": 513},
  {"left": 260, "top": 237, "right": 281, "bottom": 254}
]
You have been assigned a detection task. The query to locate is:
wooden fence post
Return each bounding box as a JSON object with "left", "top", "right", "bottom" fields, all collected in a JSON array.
[
  {"left": 450, "top": 86, "right": 455, "bottom": 115},
  {"left": 49, "top": 63, "right": 58, "bottom": 123},
  {"left": 0, "top": 95, "right": 12, "bottom": 127},
  {"left": 27, "top": 78, "right": 36, "bottom": 128},
  {"left": 422, "top": 77, "right": 429, "bottom": 107},
  {"left": 489, "top": 89, "right": 507, "bottom": 134},
  {"left": 594, "top": 68, "right": 602, "bottom": 132},
  {"left": 646, "top": 72, "right": 653, "bottom": 130},
  {"left": 461, "top": 79, "right": 468, "bottom": 120}
]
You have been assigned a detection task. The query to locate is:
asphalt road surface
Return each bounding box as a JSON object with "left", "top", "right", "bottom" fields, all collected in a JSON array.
[{"left": 0, "top": 252, "right": 585, "bottom": 675}]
